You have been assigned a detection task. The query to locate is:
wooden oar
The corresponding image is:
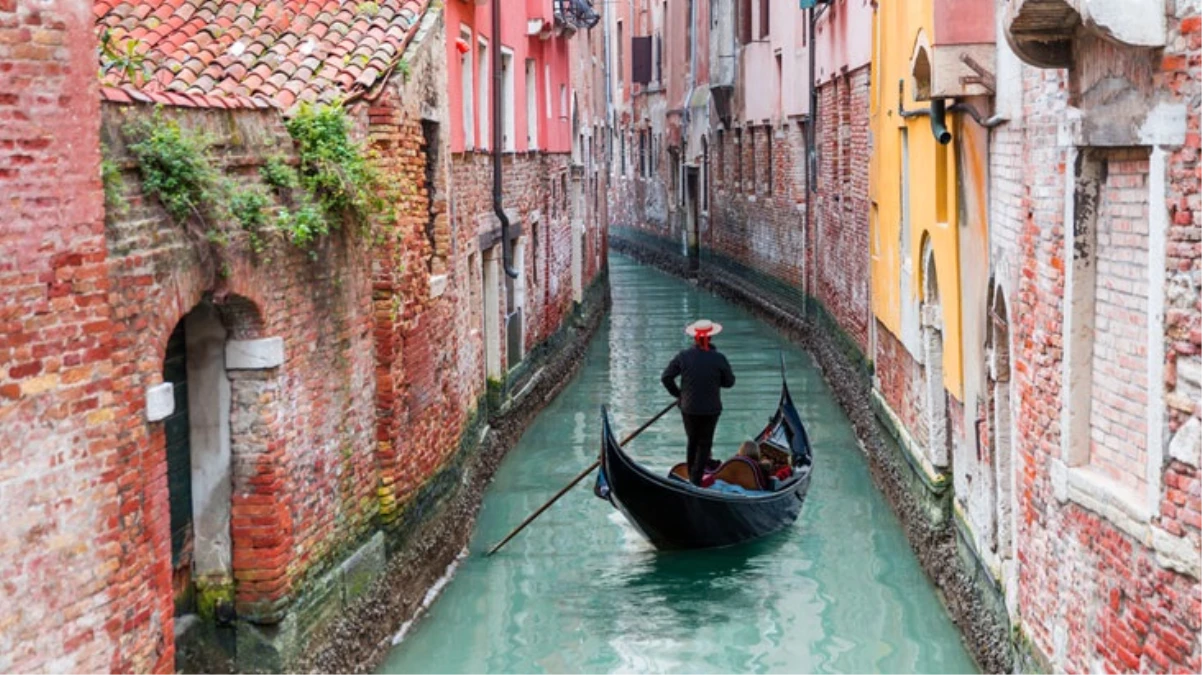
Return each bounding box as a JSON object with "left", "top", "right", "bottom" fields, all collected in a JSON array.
[{"left": 485, "top": 399, "right": 680, "bottom": 556}]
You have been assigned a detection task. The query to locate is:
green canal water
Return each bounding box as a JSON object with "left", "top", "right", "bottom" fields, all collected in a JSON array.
[{"left": 379, "top": 255, "right": 976, "bottom": 674}]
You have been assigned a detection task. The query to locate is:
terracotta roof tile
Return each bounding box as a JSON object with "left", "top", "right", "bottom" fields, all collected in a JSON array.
[{"left": 96, "top": 0, "right": 429, "bottom": 111}]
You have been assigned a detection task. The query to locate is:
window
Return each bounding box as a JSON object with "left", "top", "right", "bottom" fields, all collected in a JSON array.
[
  {"left": 716, "top": 130, "right": 724, "bottom": 185},
  {"left": 501, "top": 49, "right": 515, "bottom": 152},
  {"left": 740, "top": 0, "right": 752, "bottom": 44},
  {"left": 525, "top": 59, "right": 538, "bottom": 150},
  {"left": 544, "top": 64, "right": 552, "bottom": 119},
  {"left": 655, "top": 34, "right": 662, "bottom": 85},
  {"left": 639, "top": 130, "right": 647, "bottom": 177},
  {"left": 632, "top": 36, "right": 653, "bottom": 85},
  {"left": 619, "top": 126, "right": 626, "bottom": 175},
  {"left": 747, "top": 127, "right": 756, "bottom": 195},
  {"left": 765, "top": 126, "right": 773, "bottom": 196},
  {"left": 477, "top": 39, "right": 489, "bottom": 149},
  {"left": 531, "top": 221, "right": 540, "bottom": 285},
  {"left": 759, "top": 0, "right": 770, "bottom": 39},
  {"left": 559, "top": 84, "right": 567, "bottom": 119},
  {"left": 735, "top": 128, "right": 742, "bottom": 188},
  {"left": 460, "top": 29, "right": 474, "bottom": 149},
  {"left": 617, "top": 20, "right": 624, "bottom": 91},
  {"left": 1064, "top": 148, "right": 1156, "bottom": 500},
  {"left": 686, "top": 0, "right": 694, "bottom": 63}
]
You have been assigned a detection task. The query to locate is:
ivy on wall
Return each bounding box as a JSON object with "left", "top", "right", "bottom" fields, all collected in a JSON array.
[{"left": 104, "top": 103, "right": 394, "bottom": 261}]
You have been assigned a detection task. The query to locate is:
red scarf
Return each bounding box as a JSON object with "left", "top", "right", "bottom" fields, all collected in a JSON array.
[{"left": 695, "top": 333, "right": 712, "bottom": 351}]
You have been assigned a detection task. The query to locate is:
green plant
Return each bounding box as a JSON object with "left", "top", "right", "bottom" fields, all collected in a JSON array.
[
  {"left": 229, "top": 186, "right": 272, "bottom": 252},
  {"left": 100, "top": 154, "right": 127, "bottom": 215},
  {"left": 260, "top": 155, "right": 298, "bottom": 191},
  {"left": 285, "top": 102, "right": 387, "bottom": 227},
  {"left": 276, "top": 198, "right": 328, "bottom": 252},
  {"left": 357, "top": 1, "right": 380, "bottom": 17},
  {"left": 98, "top": 30, "right": 152, "bottom": 85},
  {"left": 124, "top": 112, "right": 220, "bottom": 226}
]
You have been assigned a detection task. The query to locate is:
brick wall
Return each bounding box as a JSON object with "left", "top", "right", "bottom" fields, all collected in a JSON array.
[
  {"left": 709, "top": 121, "right": 808, "bottom": 293},
  {"left": 99, "top": 102, "right": 379, "bottom": 626},
  {"left": 812, "top": 68, "right": 872, "bottom": 353},
  {"left": 1089, "top": 149, "right": 1152, "bottom": 495},
  {"left": 875, "top": 319, "right": 931, "bottom": 450},
  {"left": 989, "top": 5, "right": 1201, "bottom": 671},
  {"left": 450, "top": 151, "right": 577, "bottom": 359},
  {"left": 0, "top": 0, "right": 141, "bottom": 671}
]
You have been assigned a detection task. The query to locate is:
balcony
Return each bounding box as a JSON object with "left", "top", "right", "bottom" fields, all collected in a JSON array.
[
  {"left": 1004, "top": 0, "right": 1166, "bottom": 68},
  {"left": 554, "top": 0, "right": 600, "bottom": 33}
]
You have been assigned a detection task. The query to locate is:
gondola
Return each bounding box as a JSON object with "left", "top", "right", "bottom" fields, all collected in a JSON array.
[{"left": 595, "top": 375, "right": 813, "bottom": 550}]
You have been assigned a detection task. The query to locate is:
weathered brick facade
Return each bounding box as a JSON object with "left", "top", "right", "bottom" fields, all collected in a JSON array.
[
  {"left": 0, "top": 1, "right": 136, "bottom": 671},
  {"left": 0, "top": 3, "right": 607, "bottom": 672},
  {"left": 983, "top": 2, "right": 1202, "bottom": 671},
  {"left": 812, "top": 69, "right": 872, "bottom": 354}
]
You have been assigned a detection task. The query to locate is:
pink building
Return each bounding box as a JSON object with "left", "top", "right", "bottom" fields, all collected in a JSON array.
[{"left": 445, "top": 0, "right": 588, "bottom": 154}]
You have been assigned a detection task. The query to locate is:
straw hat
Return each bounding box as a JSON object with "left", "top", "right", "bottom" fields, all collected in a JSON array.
[{"left": 684, "top": 319, "right": 723, "bottom": 337}]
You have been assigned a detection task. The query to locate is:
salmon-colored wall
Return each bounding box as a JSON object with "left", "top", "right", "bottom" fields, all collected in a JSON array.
[
  {"left": 933, "top": 0, "right": 994, "bottom": 45},
  {"left": 446, "top": 0, "right": 573, "bottom": 154},
  {"left": 814, "top": 0, "right": 873, "bottom": 85}
]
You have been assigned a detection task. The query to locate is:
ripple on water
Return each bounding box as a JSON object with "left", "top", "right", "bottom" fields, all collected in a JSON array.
[{"left": 378, "top": 256, "right": 977, "bottom": 674}]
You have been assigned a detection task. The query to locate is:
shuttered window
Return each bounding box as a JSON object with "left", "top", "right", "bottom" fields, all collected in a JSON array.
[{"left": 631, "top": 36, "right": 653, "bottom": 84}]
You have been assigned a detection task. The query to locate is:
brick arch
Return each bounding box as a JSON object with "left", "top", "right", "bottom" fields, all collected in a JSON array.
[{"left": 151, "top": 288, "right": 267, "bottom": 367}]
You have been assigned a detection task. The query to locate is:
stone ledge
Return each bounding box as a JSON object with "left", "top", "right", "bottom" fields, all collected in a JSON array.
[
  {"left": 1062, "top": 464, "right": 1152, "bottom": 541},
  {"left": 146, "top": 382, "right": 175, "bottom": 422},
  {"left": 1151, "top": 526, "right": 1201, "bottom": 579},
  {"left": 226, "top": 337, "right": 285, "bottom": 370},
  {"left": 870, "top": 389, "right": 951, "bottom": 494}
]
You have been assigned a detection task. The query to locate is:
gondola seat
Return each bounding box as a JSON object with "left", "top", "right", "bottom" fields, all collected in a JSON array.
[
  {"left": 709, "top": 456, "right": 768, "bottom": 491},
  {"left": 669, "top": 463, "right": 690, "bottom": 481},
  {"left": 668, "top": 459, "right": 723, "bottom": 485}
]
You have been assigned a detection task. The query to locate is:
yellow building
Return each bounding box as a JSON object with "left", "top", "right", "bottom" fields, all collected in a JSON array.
[{"left": 868, "top": 0, "right": 995, "bottom": 468}]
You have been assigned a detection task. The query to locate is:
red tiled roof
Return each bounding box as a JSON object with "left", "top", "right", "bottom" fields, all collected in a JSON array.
[{"left": 95, "top": 0, "right": 429, "bottom": 111}]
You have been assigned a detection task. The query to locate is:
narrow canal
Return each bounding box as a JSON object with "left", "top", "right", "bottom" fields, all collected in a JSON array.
[{"left": 379, "top": 255, "right": 976, "bottom": 674}]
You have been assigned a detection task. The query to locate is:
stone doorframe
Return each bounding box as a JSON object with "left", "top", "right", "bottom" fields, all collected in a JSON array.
[{"left": 146, "top": 298, "right": 292, "bottom": 624}]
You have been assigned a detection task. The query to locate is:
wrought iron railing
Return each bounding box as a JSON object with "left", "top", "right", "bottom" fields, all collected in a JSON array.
[{"left": 554, "top": 0, "right": 600, "bottom": 30}]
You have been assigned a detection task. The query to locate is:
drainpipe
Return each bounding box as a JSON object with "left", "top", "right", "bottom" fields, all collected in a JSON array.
[
  {"left": 929, "top": 99, "right": 952, "bottom": 145},
  {"left": 493, "top": 0, "right": 518, "bottom": 278}
]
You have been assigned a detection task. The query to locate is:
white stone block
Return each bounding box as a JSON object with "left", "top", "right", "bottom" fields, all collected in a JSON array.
[
  {"left": 1050, "top": 459, "right": 1068, "bottom": 503},
  {"left": 1151, "top": 525, "right": 1201, "bottom": 579},
  {"left": 429, "top": 274, "right": 449, "bottom": 299},
  {"left": 1168, "top": 417, "right": 1200, "bottom": 468},
  {"left": 146, "top": 382, "right": 175, "bottom": 422},
  {"left": 1176, "top": 356, "right": 1201, "bottom": 390},
  {"left": 225, "top": 337, "right": 285, "bottom": 370}
]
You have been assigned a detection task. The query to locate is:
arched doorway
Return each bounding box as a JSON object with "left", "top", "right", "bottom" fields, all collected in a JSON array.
[
  {"left": 922, "top": 243, "right": 950, "bottom": 469},
  {"left": 162, "top": 303, "right": 234, "bottom": 622},
  {"left": 989, "top": 289, "right": 1018, "bottom": 617}
]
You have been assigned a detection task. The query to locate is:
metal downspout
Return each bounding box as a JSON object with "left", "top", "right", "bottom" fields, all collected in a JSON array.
[{"left": 493, "top": 0, "right": 518, "bottom": 278}]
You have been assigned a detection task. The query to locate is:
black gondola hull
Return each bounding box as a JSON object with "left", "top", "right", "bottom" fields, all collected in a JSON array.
[{"left": 599, "top": 380, "right": 813, "bottom": 550}]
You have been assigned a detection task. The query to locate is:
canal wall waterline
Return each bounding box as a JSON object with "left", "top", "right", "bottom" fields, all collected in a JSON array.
[
  {"left": 289, "top": 273, "right": 612, "bottom": 673},
  {"left": 609, "top": 232, "right": 1026, "bottom": 674}
]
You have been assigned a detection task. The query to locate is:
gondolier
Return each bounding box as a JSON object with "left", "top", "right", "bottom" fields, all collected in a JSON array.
[{"left": 661, "top": 319, "right": 736, "bottom": 485}]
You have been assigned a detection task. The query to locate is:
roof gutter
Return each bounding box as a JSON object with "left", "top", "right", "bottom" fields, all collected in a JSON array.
[{"left": 493, "top": 0, "right": 518, "bottom": 278}]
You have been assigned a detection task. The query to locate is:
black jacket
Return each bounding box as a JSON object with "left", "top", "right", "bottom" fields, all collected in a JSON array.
[{"left": 661, "top": 345, "right": 736, "bottom": 415}]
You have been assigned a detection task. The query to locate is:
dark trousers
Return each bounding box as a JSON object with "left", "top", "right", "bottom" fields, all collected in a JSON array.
[{"left": 682, "top": 412, "right": 720, "bottom": 485}]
